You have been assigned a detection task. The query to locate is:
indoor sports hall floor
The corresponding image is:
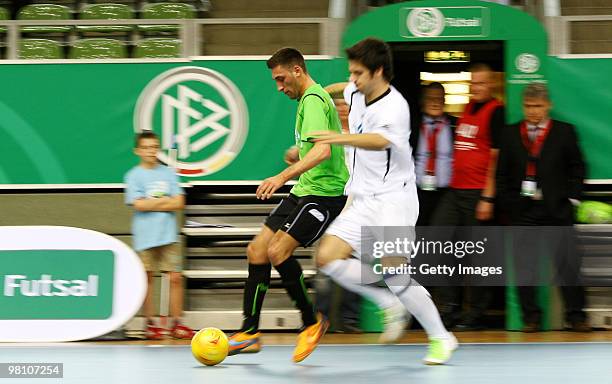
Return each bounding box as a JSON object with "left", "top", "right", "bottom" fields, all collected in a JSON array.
[{"left": 2, "top": 332, "right": 611, "bottom": 383}]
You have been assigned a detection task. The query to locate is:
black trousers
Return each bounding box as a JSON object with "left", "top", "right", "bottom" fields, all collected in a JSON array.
[
  {"left": 513, "top": 200, "right": 586, "bottom": 324},
  {"left": 416, "top": 187, "right": 448, "bottom": 226},
  {"left": 430, "top": 189, "right": 492, "bottom": 322}
]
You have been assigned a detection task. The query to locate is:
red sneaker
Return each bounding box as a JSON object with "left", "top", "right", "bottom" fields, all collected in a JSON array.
[
  {"left": 170, "top": 323, "right": 195, "bottom": 339},
  {"left": 146, "top": 323, "right": 166, "bottom": 340}
]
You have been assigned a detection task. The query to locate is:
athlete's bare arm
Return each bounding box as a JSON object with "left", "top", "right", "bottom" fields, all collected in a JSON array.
[{"left": 311, "top": 132, "right": 390, "bottom": 151}]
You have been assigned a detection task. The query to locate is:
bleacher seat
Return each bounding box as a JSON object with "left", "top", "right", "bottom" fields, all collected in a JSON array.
[
  {"left": 84, "top": 0, "right": 138, "bottom": 5},
  {"left": 19, "top": 38, "right": 64, "bottom": 59},
  {"left": 0, "top": 7, "right": 8, "bottom": 33},
  {"left": 77, "top": 3, "right": 134, "bottom": 33},
  {"left": 32, "top": 0, "right": 75, "bottom": 4},
  {"left": 18, "top": 4, "right": 73, "bottom": 34},
  {"left": 147, "top": 0, "right": 208, "bottom": 10},
  {"left": 134, "top": 37, "right": 181, "bottom": 57},
  {"left": 139, "top": 2, "right": 196, "bottom": 34},
  {"left": 69, "top": 38, "right": 127, "bottom": 58}
]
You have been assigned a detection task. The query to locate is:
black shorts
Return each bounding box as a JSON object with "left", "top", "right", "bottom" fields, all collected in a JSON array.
[{"left": 264, "top": 193, "right": 347, "bottom": 247}]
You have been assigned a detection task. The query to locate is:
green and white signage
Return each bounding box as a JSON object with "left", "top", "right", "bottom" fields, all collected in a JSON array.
[
  {"left": 134, "top": 66, "right": 249, "bottom": 177},
  {"left": 401, "top": 6, "right": 490, "bottom": 38},
  {"left": 1, "top": 250, "right": 113, "bottom": 319},
  {"left": 0, "top": 58, "right": 344, "bottom": 185},
  {"left": 0, "top": 226, "right": 146, "bottom": 342}
]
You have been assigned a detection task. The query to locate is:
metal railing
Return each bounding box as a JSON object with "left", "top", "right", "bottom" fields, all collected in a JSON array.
[{"left": 0, "top": 17, "right": 344, "bottom": 60}]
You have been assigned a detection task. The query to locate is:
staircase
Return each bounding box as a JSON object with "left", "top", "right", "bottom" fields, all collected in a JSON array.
[{"left": 180, "top": 183, "right": 317, "bottom": 331}]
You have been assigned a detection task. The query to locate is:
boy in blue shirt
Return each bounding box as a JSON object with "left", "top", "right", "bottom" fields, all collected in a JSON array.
[{"left": 125, "top": 131, "right": 193, "bottom": 339}]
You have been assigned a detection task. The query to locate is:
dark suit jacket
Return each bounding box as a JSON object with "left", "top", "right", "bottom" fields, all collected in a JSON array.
[
  {"left": 496, "top": 119, "right": 585, "bottom": 224},
  {"left": 409, "top": 113, "right": 457, "bottom": 159}
]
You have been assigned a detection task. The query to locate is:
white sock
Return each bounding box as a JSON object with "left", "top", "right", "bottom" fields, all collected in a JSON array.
[
  {"left": 386, "top": 278, "right": 449, "bottom": 339},
  {"left": 320, "top": 258, "right": 399, "bottom": 310}
]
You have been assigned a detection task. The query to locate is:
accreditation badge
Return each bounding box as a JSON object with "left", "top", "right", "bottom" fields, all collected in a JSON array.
[
  {"left": 521, "top": 180, "right": 537, "bottom": 197},
  {"left": 421, "top": 174, "right": 437, "bottom": 191}
]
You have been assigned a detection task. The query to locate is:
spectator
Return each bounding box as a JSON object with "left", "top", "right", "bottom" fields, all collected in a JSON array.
[
  {"left": 411, "top": 82, "right": 456, "bottom": 226},
  {"left": 496, "top": 82, "right": 590, "bottom": 332},
  {"left": 431, "top": 63, "right": 505, "bottom": 330},
  {"left": 124, "top": 131, "right": 194, "bottom": 340}
]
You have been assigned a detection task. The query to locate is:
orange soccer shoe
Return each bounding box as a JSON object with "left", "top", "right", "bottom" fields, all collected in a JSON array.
[
  {"left": 293, "top": 313, "right": 329, "bottom": 363},
  {"left": 228, "top": 331, "right": 262, "bottom": 356}
]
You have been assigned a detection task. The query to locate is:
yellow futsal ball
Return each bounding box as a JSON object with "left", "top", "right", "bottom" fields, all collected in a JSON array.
[{"left": 191, "top": 327, "right": 229, "bottom": 366}]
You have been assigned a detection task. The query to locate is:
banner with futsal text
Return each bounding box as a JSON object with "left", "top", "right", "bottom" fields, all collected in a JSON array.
[{"left": 0, "top": 226, "right": 146, "bottom": 342}]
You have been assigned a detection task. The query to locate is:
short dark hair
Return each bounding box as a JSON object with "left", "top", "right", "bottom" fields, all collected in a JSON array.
[
  {"left": 266, "top": 47, "right": 307, "bottom": 73},
  {"left": 469, "top": 62, "right": 493, "bottom": 73},
  {"left": 423, "top": 82, "right": 445, "bottom": 93},
  {"left": 135, "top": 130, "right": 159, "bottom": 148},
  {"left": 523, "top": 82, "right": 550, "bottom": 101},
  {"left": 345, "top": 38, "right": 394, "bottom": 82}
]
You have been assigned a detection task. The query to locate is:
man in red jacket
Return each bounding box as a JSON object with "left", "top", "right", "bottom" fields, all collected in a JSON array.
[{"left": 432, "top": 63, "right": 504, "bottom": 330}]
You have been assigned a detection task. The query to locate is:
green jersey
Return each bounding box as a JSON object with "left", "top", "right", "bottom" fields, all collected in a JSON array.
[{"left": 291, "top": 83, "right": 349, "bottom": 197}]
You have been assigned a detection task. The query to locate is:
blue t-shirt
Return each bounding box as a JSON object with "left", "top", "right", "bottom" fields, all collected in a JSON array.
[{"left": 124, "top": 164, "right": 183, "bottom": 251}]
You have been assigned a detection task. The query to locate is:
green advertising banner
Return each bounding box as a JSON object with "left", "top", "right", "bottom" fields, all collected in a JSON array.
[
  {"left": 0, "top": 250, "right": 114, "bottom": 319},
  {"left": 0, "top": 59, "right": 346, "bottom": 184},
  {"left": 547, "top": 57, "right": 612, "bottom": 180}
]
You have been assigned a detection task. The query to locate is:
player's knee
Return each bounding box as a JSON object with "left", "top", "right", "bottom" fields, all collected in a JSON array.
[
  {"left": 315, "top": 245, "right": 335, "bottom": 268},
  {"left": 247, "top": 240, "right": 268, "bottom": 264},
  {"left": 267, "top": 241, "right": 290, "bottom": 265}
]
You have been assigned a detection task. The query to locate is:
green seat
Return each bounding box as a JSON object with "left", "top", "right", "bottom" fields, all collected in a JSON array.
[
  {"left": 18, "top": 4, "right": 72, "bottom": 34},
  {"left": 134, "top": 38, "right": 182, "bottom": 58},
  {"left": 69, "top": 38, "right": 127, "bottom": 59},
  {"left": 19, "top": 39, "right": 64, "bottom": 59},
  {"left": 77, "top": 3, "right": 134, "bottom": 33},
  {"left": 0, "top": 7, "right": 8, "bottom": 33},
  {"left": 139, "top": 3, "right": 196, "bottom": 33}
]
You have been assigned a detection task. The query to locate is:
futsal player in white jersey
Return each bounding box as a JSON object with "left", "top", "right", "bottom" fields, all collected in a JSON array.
[{"left": 313, "top": 38, "right": 457, "bottom": 365}]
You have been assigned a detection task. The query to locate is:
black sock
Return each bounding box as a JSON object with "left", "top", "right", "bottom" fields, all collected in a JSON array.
[
  {"left": 241, "top": 263, "right": 271, "bottom": 334},
  {"left": 275, "top": 257, "right": 316, "bottom": 327}
]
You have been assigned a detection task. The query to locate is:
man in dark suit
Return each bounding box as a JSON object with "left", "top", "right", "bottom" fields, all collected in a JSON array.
[
  {"left": 411, "top": 82, "right": 457, "bottom": 226},
  {"left": 496, "top": 82, "right": 589, "bottom": 332}
]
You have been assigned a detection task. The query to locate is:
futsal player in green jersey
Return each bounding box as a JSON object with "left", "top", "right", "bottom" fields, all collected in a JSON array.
[{"left": 228, "top": 48, "right": 349, "bottom": 363}]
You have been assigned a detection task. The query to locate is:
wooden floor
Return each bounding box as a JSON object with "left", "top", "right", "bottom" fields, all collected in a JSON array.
[{"left": 83, "top": 330, "right": 612, "bottom": 346}]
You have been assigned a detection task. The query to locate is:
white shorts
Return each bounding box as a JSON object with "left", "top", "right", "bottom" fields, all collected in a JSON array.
[{"left": 325, "top": 191, "right": 419, "bottom": 260}]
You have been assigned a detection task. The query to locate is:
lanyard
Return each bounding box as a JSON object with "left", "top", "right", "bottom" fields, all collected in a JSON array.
[
  {"left": 520, "top": 120, "right": 552, "bottom": 178},
  {"left": 422, "top": 118, "right": 446, "bottom": 174}
]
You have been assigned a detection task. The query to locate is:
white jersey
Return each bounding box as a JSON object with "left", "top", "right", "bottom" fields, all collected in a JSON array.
[{"left": 343, "top": 82, "right": 416, "bottom": 197}]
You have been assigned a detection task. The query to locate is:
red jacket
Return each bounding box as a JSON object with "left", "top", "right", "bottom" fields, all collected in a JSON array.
[{"left": 450, "top": 99, "right": 502, "bottom": 189}]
